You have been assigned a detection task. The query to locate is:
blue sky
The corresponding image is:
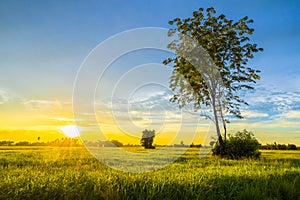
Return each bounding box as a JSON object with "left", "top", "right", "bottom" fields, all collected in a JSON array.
[
  {"left": 0, "top": 0, "right": 300, "bottom": 144},
  {"left": 1, "top": 0, "right": 299, "bottom": 97}
]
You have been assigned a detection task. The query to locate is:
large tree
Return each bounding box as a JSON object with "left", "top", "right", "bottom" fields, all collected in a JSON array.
[{"left": 163, "top": 7, "right": 263, "bottom": 156}]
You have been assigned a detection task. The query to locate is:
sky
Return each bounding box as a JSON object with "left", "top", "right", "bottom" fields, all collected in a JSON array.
[{"left": 0, "top": 0, "right": 300, "bottom": 145}]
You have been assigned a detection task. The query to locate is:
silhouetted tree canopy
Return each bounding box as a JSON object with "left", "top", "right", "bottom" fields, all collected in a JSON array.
[{"left": 141, "top": 129, "right": 155, "bottom": 149}]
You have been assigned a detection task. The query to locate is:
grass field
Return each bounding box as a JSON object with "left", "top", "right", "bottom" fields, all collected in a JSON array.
[{"left": 0, "top": 147, "right": 300, "bottom": 200}]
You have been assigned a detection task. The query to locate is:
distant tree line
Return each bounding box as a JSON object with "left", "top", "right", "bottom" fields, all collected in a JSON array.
[
  {"left": 0, "top": 141, "right": 14, "bottom": 146},
  {"left": 0, "top": 139, "right": 125, "bottom": 147},
  {"left": 83, "top": 140, "right": 124, "bottom": 147},
  {"left": 0, "top": 139, "right": 202, "bottom": 148},
  {"left": 259, "top": 142, "right": 299, "bottom": 150},
  {"left": 173, "top": 141, "right": 202, "bottom": 148},
  {"left": 1, "top": 138, "right": 298, "bottom": 150},
  {"left": 0, "top": 138, "right": 81, "bottom": 147}
]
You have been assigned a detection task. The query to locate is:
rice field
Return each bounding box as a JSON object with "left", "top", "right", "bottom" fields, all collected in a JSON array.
[{"left": 0, "top": 147, "right": 300, "bottom": 200}]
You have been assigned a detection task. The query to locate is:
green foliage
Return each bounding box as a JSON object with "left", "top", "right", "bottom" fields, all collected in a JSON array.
[
  {"left": 212, "top": 129, "right": 261, "bottom": 159},
  {"left": 164, "top": 7, "right": 263, "bottom": 118}
]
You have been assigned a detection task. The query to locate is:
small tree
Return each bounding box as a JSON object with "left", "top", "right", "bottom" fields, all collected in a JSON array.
[
  {"left": 141, "top": 129, "right": 155, "bottom": 149},
  {"left": 212, "top": 129, "right": 261, "bottom": 159}
]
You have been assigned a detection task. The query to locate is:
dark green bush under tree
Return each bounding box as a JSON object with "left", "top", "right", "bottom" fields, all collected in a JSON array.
[{"left": 212, "top": 129, "right": 261, "bottom": 159}]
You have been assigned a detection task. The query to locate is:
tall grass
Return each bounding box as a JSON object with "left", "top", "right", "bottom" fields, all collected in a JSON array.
[{"left": 0, "top": 147, "right": 299, "bottom": 200}]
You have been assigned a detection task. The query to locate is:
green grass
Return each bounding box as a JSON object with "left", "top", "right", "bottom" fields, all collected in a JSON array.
[{"left": 0, "top": 147, "right": 300, "bottom": 200}]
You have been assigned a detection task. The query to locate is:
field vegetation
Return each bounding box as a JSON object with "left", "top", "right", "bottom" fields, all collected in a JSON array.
[{"left": 0, "top": 146, "right": 300, "bottom": 200}]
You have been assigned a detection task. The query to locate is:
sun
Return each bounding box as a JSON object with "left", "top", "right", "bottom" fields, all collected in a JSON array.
[{"left": 60, "top": 125, "right": 80, "bottom": 138}]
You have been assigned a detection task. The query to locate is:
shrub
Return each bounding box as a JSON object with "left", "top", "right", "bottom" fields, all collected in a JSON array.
[{"left": 212, "top": 129, "right": 261, "bottom": 159}]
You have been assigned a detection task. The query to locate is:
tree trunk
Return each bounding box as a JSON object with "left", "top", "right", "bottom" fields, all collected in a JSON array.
[
  {"left": 212, "top": 96, "right": 225, "bottom": 156},
  {"left": 219, "top": 104, "right": 227, "bottom": 142},
  {"left": 223, "top": 123, "right": 227, "bottom": 142}
]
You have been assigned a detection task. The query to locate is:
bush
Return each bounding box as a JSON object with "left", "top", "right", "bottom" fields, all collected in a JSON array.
[{"left": 212, "top": 129, "right": 261, "bottom": 159}]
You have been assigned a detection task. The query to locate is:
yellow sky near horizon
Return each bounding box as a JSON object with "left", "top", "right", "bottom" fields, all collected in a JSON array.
[
  {"left": 0, "top": 94, "right": 299, "bottom": 145},
  {"left": 0, "top": 99, "right": 299, "bottom": 146}
]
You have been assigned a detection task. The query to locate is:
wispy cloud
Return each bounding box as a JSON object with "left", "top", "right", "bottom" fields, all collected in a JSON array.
[
  {"left": 240, "top": 84, "right": 300, "bottom": 121},
  {"left": 278, "top": 110, "right": 300, "bottom": 120},
  {"left": 242, "top": 110, "right": 269, "bottom": 118}
]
